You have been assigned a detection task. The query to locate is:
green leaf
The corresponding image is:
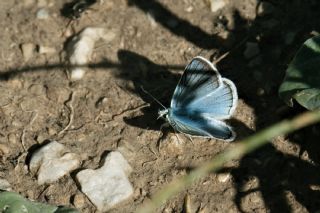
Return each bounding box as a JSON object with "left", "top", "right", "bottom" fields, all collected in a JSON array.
[
  {"left": 0, "top": 191, "right": 79, "bottom": 213},
  {"left": 279, "top": 35, "right": 320, "bottom": 110}
]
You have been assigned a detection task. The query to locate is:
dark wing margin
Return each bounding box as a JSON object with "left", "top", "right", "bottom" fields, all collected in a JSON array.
[{"left": 171, "top": 56, "right": 223, "bottom": 108}]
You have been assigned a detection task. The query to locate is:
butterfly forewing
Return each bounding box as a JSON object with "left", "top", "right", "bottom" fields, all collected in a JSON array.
[{"left": 171, "top": 57, "right": 223, "bottom": 109}]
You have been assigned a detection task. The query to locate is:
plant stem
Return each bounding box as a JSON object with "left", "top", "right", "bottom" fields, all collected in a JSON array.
[{"left": 136, "top": 109, "right": 320, "bottom": 213}]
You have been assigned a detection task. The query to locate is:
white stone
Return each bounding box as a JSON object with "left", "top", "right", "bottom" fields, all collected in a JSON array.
[
  {"left": 36, "top": 8, "right": 49, "bottom": 19},
  {"left": 257, "top": 2, "right": 275, "bottom": 16},
  {"left": 0, "top": 179, "right": 12, "bottom": 191},
  {"left": 76, "top": 151, "right": 133, "bottom": 212},
  {"left": 67, "top": 27, "right": 116, "bottom": 80},
  {"left": 29, "top": 141, "right": 81, "bottom": 185},
  {"left": 217, "top": 173, "right": 231, "bottom": 183},
  {"left": 20, "top": 43, "right": 36, "bottom": 61},
  {"left": 38, "top": 45, "right": 56, "bottom": 54},
  {"left": 210, "top": 0, "right": 227, "bottom": 13}
]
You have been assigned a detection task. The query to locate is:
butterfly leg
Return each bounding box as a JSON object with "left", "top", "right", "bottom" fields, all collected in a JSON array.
[
  {"left": 175, "top": 133, "right": 183, "bottom": 144},
  {"left": 185, "top": 134, "right": 194, "bottom": 145},
  {"left": 160, "top": 122, "right": 170, "bottom": 132}
]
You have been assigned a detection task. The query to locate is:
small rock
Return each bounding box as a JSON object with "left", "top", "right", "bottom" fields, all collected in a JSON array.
[
  {"left": 0, "top": 179, "right": 12, "bottom": 191},
  {"left": 67, "top": 27, "right": 116, "bottom": 81},
  {"left": 185, "top": 6, "right": 193, "bottom": 13},
  {"left": 257, "top": 88, "right": 265, "bottom": 96},
  {"left": 36, "top": 8, "right": 50, "bottom": 19},
  {"left": 147, "top": 11, "right": 157, "bottom": 28},
  {"left": 76, "top": 151, "right": 133, "bottom": 212},
  {"left": 210, "top": 0, "right": 226, "bottom": 12},
  {"left": 73, "top": 193, "right": 86, "bottom": 208},
  {"left": 7, "top": 133, "right": 18, "bottom": 145},
  {"left": 0, "top": 143, "right": 10, "bottom": 156},
  {"left": 217, "top": 173, "right": 231, "bottom": 183},
  {"left": 257, "top": 2, "right": 275, "bottom": 16},
  {"left": 70, "top": 68, "right": 85, "bottom": 80},
  {"left": 95, "top": 97, "right": 108, "bottom": 108},
  {"left": 7, "top": 79, "right": 23, "bottom": 89},
  {"left": 243, "top": 42, "right": 260, "bottom": 59},
  {"left": 47, "top": 127, "right": 57, "bottom": 136},
  {"left": 20, "top": 43, "right": 36, "bottom": 61},
  {"left": 29, "top": 141, "right": 81, "bottom": 185},
  {"left": 38, "top": 45, "right": 56, "bottom": 54}
]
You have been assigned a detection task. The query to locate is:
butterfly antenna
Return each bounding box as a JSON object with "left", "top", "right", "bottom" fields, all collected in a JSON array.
[{"left": 140, "top": 86, "right": 166, "bottom": 109}]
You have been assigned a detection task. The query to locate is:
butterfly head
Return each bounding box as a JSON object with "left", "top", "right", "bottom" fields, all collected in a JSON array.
[{"left": 158, "top": 109, "right": 169, "bottom": 120}]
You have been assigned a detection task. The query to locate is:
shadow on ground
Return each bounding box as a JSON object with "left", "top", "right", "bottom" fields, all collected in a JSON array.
[{"left": 1, "top": 0, "right": 320, "bottom": 211}]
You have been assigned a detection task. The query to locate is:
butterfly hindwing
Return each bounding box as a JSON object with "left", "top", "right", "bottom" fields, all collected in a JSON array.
[
  {"left": 185, "top": 78, "right": 238, "bottom": 119},
  {"left": 168, "top": 109, "right": 235, "bottom": 141}
]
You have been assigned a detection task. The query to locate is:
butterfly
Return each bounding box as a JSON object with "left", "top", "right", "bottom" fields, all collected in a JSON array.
[{"left": 157, "top": 56, "right": 238, "bottom": 141}]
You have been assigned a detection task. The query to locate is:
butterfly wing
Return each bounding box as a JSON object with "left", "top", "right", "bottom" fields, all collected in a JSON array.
[
  {"left": 168, "top": 109, "right": 235, "bottom": 141},
  {"left": 171, "top": 56, "right": 223, "bottom": 109},
  {"left": 171, "top": 56, "right": 237, "bottom": 119}
]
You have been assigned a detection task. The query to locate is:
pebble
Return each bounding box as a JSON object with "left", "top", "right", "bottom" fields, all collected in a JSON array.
[
  {"left": 0, "top": 143, "right": 10, "bottom": 156},
  {"left": 210, "top": 0, "right": 226, "bottom": 12},
  {"left": 0, "top": 179, "right": 12, "bottom": 191},
  {"left": 7, "top": 79, "right": 23, "bottom": 89},
  {"left": 73, "top": 193, "right": 86, "bottom": 208},
  {"left": 29, "top": 141, "right": 81, "bottom": 185},
  {"left": 38, "top": 45, "right": 56, "bottom": 54},
  {"left": 36, "top": 8, "right": 50, "bottom": 19},
  {"left": 20, "top": 43, "right": 36, "bottom": 61},
  {"left": 95, "top": 97, "right": 108, "bottom": 108},
  {"left": 243, "top": 42, "right": 260, "bottom": 59},
  {"left": 257, "top": 88, "right": 265, "bottom": 96},
  {"left": 185, "top": 6, "right": 193, "bottom": 13},
  {"left": 147, "top": 12, "right": 157, "bottom": 28},
  {"left": 70, "top": 68, "right": 85, "bottom": 80},
  {"left": 7, "top": 133, "right": 18, "bottom": 145},
  {"left": 76, "top": 151, "right": 133, "bottom": 212},
  {"left": 67, "top": 27, "right": 116, "bottom": 81},
  {"left": 217, "top": 173, "right": 231, "bottom": 183},
  {"left": 257, "top": 2, "right": 275, "bottom": 16}
]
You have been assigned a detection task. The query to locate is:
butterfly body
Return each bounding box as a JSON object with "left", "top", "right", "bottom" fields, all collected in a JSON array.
[{"left": 158, "top": 56, "right": 238, "bottom": 141}]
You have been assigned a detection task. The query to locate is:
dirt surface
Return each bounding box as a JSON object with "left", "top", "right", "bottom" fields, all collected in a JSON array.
[{"left": 0, "top": 0, "right": 320, "bottom": 212}]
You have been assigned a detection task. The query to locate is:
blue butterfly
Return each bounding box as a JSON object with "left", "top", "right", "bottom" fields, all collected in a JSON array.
[{"left": 158, "top": 56, "right": 238, "bottom": 141}]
